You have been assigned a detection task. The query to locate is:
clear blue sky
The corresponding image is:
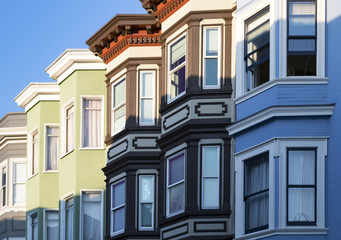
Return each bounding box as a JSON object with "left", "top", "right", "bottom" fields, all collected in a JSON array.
[{"left": 0, "top": 0, "right": 145, "bottom": 119}]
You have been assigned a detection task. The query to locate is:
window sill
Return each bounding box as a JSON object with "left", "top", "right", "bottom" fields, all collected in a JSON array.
[
  {"left": 60, "top": 149, "right": 74, "bottom": 159},
  {"left": 110, "top": 230, "right": 124, "bottom": 237},
  {"left": 235, "top": 227, "right": 328, "bottom": 240},
  {"left": 235, "top": 77, "right": 329, "bottom": 105},
  {"left": 27, "top": 173, "right": 38, "bottom": 180},
  {"left": 166, "top": 209, "right": 185, "bottom": 218},
  {"left": 42, "top": 170, "right": 59, "bottom": 173},
  {"left": 78, "top": 147, "right": 105, "bottom": 150}
]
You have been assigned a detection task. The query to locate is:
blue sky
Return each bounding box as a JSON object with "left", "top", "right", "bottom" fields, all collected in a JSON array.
[{"left": 0, "top": 0, "right": 145, "bottom": 119}]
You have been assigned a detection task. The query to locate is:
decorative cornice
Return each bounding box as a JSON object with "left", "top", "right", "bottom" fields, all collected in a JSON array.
[
  {"left": 45, "top": 49, "right": 106, "bottom": 84},
  {"left": 14, "top": 82, "right": 60, "bottom": 112},
  {"left": 227, "top": 105, "right": 335, "bottom": 135}
]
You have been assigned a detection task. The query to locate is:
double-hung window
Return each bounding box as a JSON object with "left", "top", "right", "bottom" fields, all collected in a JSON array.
[
  {"left": 168, "top": 35, "right": 186, "bottom": 101},
  {"left": 201, "top": 146, "right": 220, "bottom": 209},
  {"left": 65, "top": 198, "right": 74, "bottom": 240},
  {"left": 138, "top": 175, "right": 155, "bottom": 230},
  {"left": 111, "top": 179, "right": 125, "bottom": 235},
  {"left": 30, "top": 212, "right": 38, "bottom": 240},
  {"left": 245, "top": 7, "right": 270, "bottom": 91},
  {"left": 82, "top": 98, "right": 102, "bottom": 148},
  {"left": 203, "top": 26, "right": 221, "bottom": 89},
  {"left": 167, "top": 151, "right": 185, "bottom": 216},
  {"left": 112, "top": 79, "right": 126, "bottom": 135},
  {"left": 244, "top": 152, "right": 269, "bottom": 233},
  {"left": 32, "top": 131, "right": 38, "bottom": 175},
  {"left": 139, "top": 71, "right": 155, "bottom": 126},
  {"left": 1, "top": 166, "right": 6, "bottom": 207},
  {"left": 46, "top": 126, "right": 59, "bottom": 171},
  {"left": 287, "top": 148, "right": 316, "bottom": 225},
  {"left": 13, "top": 163, "right": 26, "bottom": 205},
  {"left": 65, "top": 104, "right": 74, "bottom": 153},
  {"left": 287, "top": 0, "right": 316, "bottom": 76},
  {"left": 81, "top": 191, "right": 102, "bottom": 239},
  {"left": 45, "top": 210, "right": 59, "bottom": 240}
]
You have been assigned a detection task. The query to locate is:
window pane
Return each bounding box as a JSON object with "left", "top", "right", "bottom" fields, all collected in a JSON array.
[
  {"left": 112, "top": 181, "right": 125, "bottom": 208},
  {"left": 168, "top": 153, "right": 185, "bottom": 185},
  {"left": 288, "top": 39, "right": 315, "bottom": 52},
  {"left": 32, "top": 215, "right": 38, "bottom": 240},
  {"left": 288, "top": 150, "right": 315, "bottom": 185},
  {"left": 203, "top": 146, "right": 219, "bottom": 177},
  {"left": 114, "top": 80, "right": 126, "bottom": 107},
  {"left": 83, "top": 193, "right": 101, "bottom": 240},
  {"left": 46, "top": 211, "right": 59, "bottom": 240},
  {"left": 204, "top": 59, "right": 218, "bottom": 86},
  {"left": 170, "top": 66, "right": 186, "bottom": 100},
  {"left": 203, "top": 178, "right": 219, "bottom": 207},
  {"left": 245, "top": 156, "right": 269, "bottom": 196},
  {"left": 66, "top": 199, "right": 74, "bottom": 240},
  {"left": 140, "top": 176, "right": 154, "bottom": 202},
  {"left": 288, "top": 188, "right": 315, "bottom": 222},
  {"left": 83, "top": 99, "right": 102, "bottom": 148},
  {"left": 141, "top": 73, "right": 153, "bottom": 97},
  {"left": 170, "top": 36, "right": 186, "bottom": 70},
  {"left": 288, "top": 1, "right": 316, "bottom": 36},
  {"left": 246, "top": 21, "right": 270, "bottom": 55},
  {"left": 13, "top": 184, "right": 26, "bottom": 204},
  {"left": 169, "top": 183, "right": 185, "bottom": 214},
  {"left": 114, "top": 105, "right": 126, "bottom": 132},
  {"left": 141, "top": 203, "right": 152, "bottom": 227},
  {"left": 2, "top": 167, "right": 6, "bottom": 186},
  {"left": 46, "top": 127, "right": 59, "bottom": 170},
  {"left": 287, "top": 55, "right": 316, "bottom": 76},
  {"left": 245, "top": 191, "right": 269, "bottom": 231},
  {"left": 206, "top": 28, "right": 218, "bottom": 56},
  {"left": 114, "top": 206, "right": 125, "bottom": 232},
  {"left": 141, "top": 99, "right": 153, "bottom": 123}
]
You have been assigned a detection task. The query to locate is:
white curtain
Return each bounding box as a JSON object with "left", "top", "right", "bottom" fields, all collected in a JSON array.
[
  {"left": 83, "top": 99, "right": 102, "bottom": 148},
  {"left": 47, "top": 127, "right": 59, "bottom": 170},
  {"left": 288, "top": 150, "right": 315, "bottom": 222},
  {"left": 82, "top": 192, "right": 102, "bottom": 240},
  {"left": 245, "top": 157, "right": 269, "bottom": 231}
]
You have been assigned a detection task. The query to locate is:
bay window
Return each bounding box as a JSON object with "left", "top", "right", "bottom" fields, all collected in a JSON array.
[
  {"left": 139, "top": 72, "right": 155, "bottom": 126},
  {"left": 167, "top": 151, "right": 185, "bottom": 216},
  {"left": 111, "top": 179, "right": 125, "bottom": 235},
  {"left": 168, "top": 35, "right": 186, "bottom": 102},
  {"left": 112, "top": 79, "right": 126, "bottom": 135},
  {"left": 13, "top": 163, "right": 26, "bottom": 205},
  {"left": 82, "top": 98, "right": 102, "bottom": 148},
  {"left": 287, "top": 0, "right": 316, "bottom": 76},
  {"left": 203, "top": 26, "right": 221, "bottom": 89},
  {"left": 46, "top": 126, "right": 59, "bottom": 171},
  {"left": 245, "top": 7, "right": 270, "bottom": 91},
  {"left": 138, "top": 175, "right": 155, "bottom": 230},
  {"left": 81, "top": 191, "right": 102, "bottom": 239}
]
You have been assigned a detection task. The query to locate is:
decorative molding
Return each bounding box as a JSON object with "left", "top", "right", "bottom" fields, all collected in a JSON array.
[
  {"left": 194, "top": 102, "right": 228, "bottom": 117},
  {"left": 162, "top": 223, "right": 189, "bottom": 240},
  {"left": 163, "top": 105, "right": 190, "bottom": 130},
  {"left": 194, "top": 221, "right": 226, "bottom": 233},
  {"left": 107, "top": 139, "right": 128, "bottom": 160},
  {"left": 132, "top": 136, "right": 159, "bottom": 149},
  {"left": 154, "top": 0, "right": 190, "bottom": 23},
  {"left": 227, "top": 105, "right": 335, "bottom": 135}
]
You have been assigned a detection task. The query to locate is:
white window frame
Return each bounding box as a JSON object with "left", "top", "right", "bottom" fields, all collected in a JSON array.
[
  {"left": 28, "top": 211, "right": 39, "bottom": 240},
  {"left": 203, "top": 26, "right": 221, "bottom": 89},
  {"left": 61, "top": 99, "right": 75, "bottom": 156},
  {"left": 111, "top": 178, "right": 125, "bottom": 236},
  {"left": 79, "top": 190, "right": 104, "bottom": 240},
  {"left": 201, "top": 145, "right": 220, "bottom": 209},
  {"left": 111, "top": 78, "right": 126, "bottom": 136},
  {"left": 138, "top": 174, "right": 155, "bottom": 231},
  {"left": 235, "top": 138, "right": 327, "bottom": 240},
  {"left": 166, "top": 150, "right": 186, "bottom": 217},
  {"left": 139, "top": 71, "right": 155, "bottom": 126},
  {"left": 44, "top": 124, "right": 59, "bottom": 172},
  {"left": 0, "top": 163, "right": 6, "bottom": 208},
  {"left": 12, "top": 161, "right": 26, "bottom": 206},
  {"left": 80, "top": 96, "right": 104, "bottom": 149},
  {"left": 167, "top": 33, "right": 187, "bottom": 103},
  {"left": 43, "top": 209, "right": 59, "bottom": 240},
  {"left": 28, "top": 127, "right": 39, "bottom": 177}
]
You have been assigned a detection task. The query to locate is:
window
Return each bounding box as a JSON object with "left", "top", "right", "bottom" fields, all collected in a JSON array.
[
  {"left": 245, "top": 7, "right": 270, "bottom": 91},
  {"left": 168, "top": 35, "right": 186, "bottom": 101},
  {"left": 13, "top": 163, "right": 26, "bottom": 205},
  {"left": 287, "top": 0, "right": 316, "bottom": 76},
  {"left": 203, "top": 26, "right": 221, "bottom": 89},
  {"left": 201, "top": 146, "right": 220, "bottom": 209},
  {"left": 65, "top": 198, "right": 74, "bottom": 240},
  {"left": 45, "top": 210, "right": 59, "bottom": 240},
  {"left": 82, "top": 98, "right": 102, "bottom": 148},
  {"left": 30, "top": 212, "right": 38, "bottom": 240},
  {"left": 31, "top": 131, "right": 38, "bottom": 175},
  {"left": 287, "top": 148, "right": 316, "bottom": 225},
  {"left": 46, "top": 126, "right": 59, "bottom": 171},
  {"left": 138, "top": 175, "right": 155, "bottom": 230},
  {"left": 111, "top": 179, "right": 125, "bottom": 235},
  {"left": 244, "top": 152, "right": 269, "bottom": 233},
  {"left": 167, "top": 151, "right": 185, "bottom": 216},
  {"left": 65, "top": 104, "right": 74, "bottom": 153},
  {"left": 139, "top": 71, "right": 155, "bottom": 126},
  {"left": 112, "top": 79, "right": 126, "bottom": 135},
  {"left": 81, "top": 191, "right": 102, "bottom": 240},
  {"left": 1, "top": 167, "right": 6, "bottom": 207}
]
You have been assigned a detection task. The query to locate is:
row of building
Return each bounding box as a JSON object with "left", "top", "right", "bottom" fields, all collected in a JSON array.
[{"left": 0, "top": 0, "right": 340, "bottom": 239}]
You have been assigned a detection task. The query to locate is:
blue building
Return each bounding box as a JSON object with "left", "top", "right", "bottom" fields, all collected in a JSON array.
[{"left": 229, "top": 0, "right": 341, "bottom": 239}]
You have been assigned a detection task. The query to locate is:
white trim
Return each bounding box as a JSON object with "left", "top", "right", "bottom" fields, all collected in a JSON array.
[
  {"left": 79, "top": 189, "right": 104, "bottom": 240},
  {"left": 61, "top": 99, "right": 75, "bottom": 156},
  {"left": 10, "top": 159, "right": 26, "bottom": 207},
  {"left": 0, "top": 127, "right": 27, "bottom": 136},
  {"left": 227, "top": 105, "right": 334, "bottom": 135},
  {"left": 80, "top": 95, "right": 104, "bottom": 149},
  {"left": 138, "top": 175, "right": 155, "bottom": 231},
  {"left": 28, "top": 127, "right": 39, "bottom": 178},
  {"left": 110, "top": 179, "right": 126, "bottom": 237},
  {"left": 0, "top": 162, "right": 7, "bottom": 208},
  {"left": 111, "top": 78, "right": 126, "bottom": 136},
  {"left": 234, "top": 77, "right": 329, "bottom": 104},
  {"left": 43, "top": 124, "right": 59, "bottom": 172},
  {"left": 139, "top": 71, "right": 156, "bottom": 126},
  {"left": 202, "top": 26, "right": 221, "bottom": 89}
]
